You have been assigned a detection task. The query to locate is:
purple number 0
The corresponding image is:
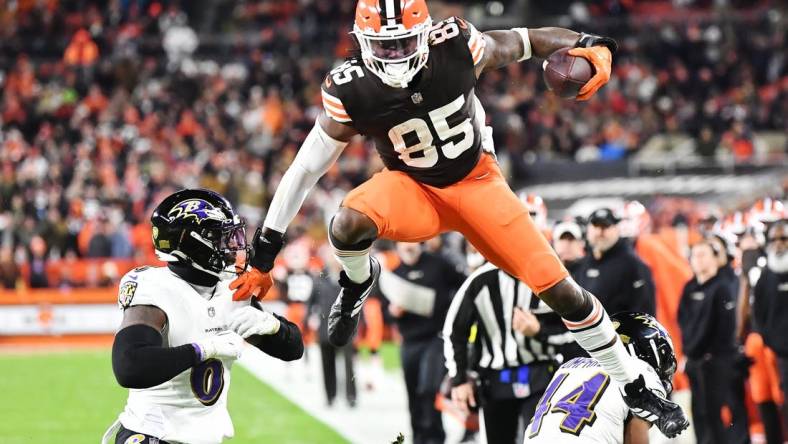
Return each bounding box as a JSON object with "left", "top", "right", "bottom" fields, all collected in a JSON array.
[
  {"left": 528, "top": 372, "right": 610, "bottom": 437},
  {"left": 190, "top": 358, "right": 225, "bottom": 406}
]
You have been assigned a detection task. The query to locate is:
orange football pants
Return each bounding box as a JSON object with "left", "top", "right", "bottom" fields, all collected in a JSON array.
[{"left": 342, "top": 154, "right": 568, "bottom": 294}]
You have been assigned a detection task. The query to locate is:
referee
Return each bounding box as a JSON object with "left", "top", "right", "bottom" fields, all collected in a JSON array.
[{"left": 443, "top": 258, "right": 582, "bottom": 444}]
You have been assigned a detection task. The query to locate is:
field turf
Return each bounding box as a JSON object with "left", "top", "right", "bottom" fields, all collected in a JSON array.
[{"left": 0, "top": 350, "right": 347, "bottom": 444}]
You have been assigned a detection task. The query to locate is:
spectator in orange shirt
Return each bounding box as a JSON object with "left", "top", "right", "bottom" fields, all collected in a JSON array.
[
  {"left": 64, "top": 29, "right": 99, "bottom": 67},
  {"left": 82, "top": 84, "right": 109, "bottom": 115}
]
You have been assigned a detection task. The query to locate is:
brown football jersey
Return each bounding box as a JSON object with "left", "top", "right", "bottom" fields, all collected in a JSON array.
[{"left": 321, "top": 17, "right": 488, "bottom": 188}]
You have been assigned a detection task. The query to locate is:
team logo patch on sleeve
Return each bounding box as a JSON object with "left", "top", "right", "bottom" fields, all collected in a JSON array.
[
  {"left": 123, "top": 434, "right": 146, "bottom": 444},
  {"left": 118, "top": 281, "right": 138, "bottom": 309}
]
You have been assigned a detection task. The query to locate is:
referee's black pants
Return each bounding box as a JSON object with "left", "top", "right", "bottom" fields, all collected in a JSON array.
[
  {"left": 480, "top": 395, "right": 541, "bottom": 444},
  {"left": 401, "top": 336, "right": 446, "bottom": 444}
]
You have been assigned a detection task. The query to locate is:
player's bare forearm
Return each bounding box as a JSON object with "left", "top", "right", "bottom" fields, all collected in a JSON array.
[
  {"left": 528, "top": 27, "right": 581, "bottom": 59},
  {"left": 479, "top": 27, "right": 579, "bottom": 75},
  {"left": 478, "top": 30, "right": 525, "bottom": 74}
]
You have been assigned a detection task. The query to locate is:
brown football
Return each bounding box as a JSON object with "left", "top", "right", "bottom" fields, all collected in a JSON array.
[{"left": 542, "top": 47, "right": 594, "bottom": 99}]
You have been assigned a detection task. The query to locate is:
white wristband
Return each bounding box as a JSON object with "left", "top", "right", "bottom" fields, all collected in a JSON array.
[{"left": 512, "top": 28, "right": 532, "bottom": 62}]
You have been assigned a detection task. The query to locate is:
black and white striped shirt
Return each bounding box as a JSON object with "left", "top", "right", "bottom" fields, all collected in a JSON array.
[{"left": 443, "top": 262, "right": 582, "bottom": 385}]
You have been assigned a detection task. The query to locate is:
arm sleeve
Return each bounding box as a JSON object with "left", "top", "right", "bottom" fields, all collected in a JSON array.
[
  {"left": 262, "top": 121, "right": 347, "bottom": 232},
  {"left": 247, "top": 309, "right": 304, "bottom": 362},
  {"left": 717, "top": 282, "right": 738, "bottom": 343},
  {"left": 443, "top": 275, "right": 480, "bottom": 386},
  {"left": 630, "top": 261, "right": 656, "bottom": 315},
  {"left": 751, "top": 270, "right": 767, "bottom": 334},
  {"left": 112, "top": 324, "right": 200, "bottom": 389}
]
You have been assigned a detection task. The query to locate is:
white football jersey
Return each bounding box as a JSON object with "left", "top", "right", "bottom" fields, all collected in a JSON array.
[
  {"left": 116, "top": 266, "right": 250, "bottom": 444},
  {"left": 525, "top": 357, "right": 630, "bottom": 444}
]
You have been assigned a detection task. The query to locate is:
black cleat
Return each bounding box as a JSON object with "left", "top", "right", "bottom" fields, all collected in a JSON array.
[
  {"left": 622, "top": 375, "right": 690, "bottom": 438},
  {"left": 327, "top": 257, "right": 381, "bottom": 347}
]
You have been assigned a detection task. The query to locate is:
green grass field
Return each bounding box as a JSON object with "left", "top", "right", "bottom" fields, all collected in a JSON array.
[
  {"left": 358, "top": 341, "right": 401, "bottom": 372},
  {"left": 0, "top": 351, "right": 347, "bottom": 444}
]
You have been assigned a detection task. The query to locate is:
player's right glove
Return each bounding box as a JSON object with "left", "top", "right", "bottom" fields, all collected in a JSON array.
[
  {"left": 194, "top": 330, "right": 245, "bottom": 362},
  {"left": 228, "top": 306, "right": 281, "bottom": 338},
  {"left": 569, "top": 32, "right": 618, "bottom": 101},
  {"left": 621, "top": 359, "right": 690, "bottom": 438},
  {"left": 231, "top": 227, "right": 283, "bottom": 301}
]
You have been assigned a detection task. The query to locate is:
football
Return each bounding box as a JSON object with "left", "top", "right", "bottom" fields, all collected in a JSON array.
[{"left": 542, "top": 47, "right": 594, "bottom": 99}]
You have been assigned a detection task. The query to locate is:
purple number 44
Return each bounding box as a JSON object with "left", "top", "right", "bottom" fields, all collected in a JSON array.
[{"left": 528, "top": 372, "right": 610, "bottom": 438}]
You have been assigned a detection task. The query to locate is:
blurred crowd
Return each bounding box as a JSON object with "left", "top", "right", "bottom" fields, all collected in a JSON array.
[{"left": 0, "top": 0, "right": 786, "bottom": 290}]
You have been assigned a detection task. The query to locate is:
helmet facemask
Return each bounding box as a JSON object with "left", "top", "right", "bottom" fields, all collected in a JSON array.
[
  {"left": 152, "top": 192, "right": 251, "bottom": 279},
  {"left": 353, "top": 20, "right": 431, "bottom": 88},
  {"left": 163, "top": 220, "right": 249, "bottom": 279}
]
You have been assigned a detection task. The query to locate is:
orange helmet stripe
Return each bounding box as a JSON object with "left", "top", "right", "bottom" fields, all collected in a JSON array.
[
  {"left": 355, "top": 0, "right": 382, "bottom": 32},
  {"left": 355, "top": 0, "right": 429, "bottom": 32},
  {"left": 401, "top": 0, "right": 429, "bottom": 29}
]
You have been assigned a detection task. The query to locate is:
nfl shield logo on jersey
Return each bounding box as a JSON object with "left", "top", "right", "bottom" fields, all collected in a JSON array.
[
  {"left": 208, "top": 307, "right": 215, "bottom": 317},
  {"left": 411, "top": 92, "right": 423, "bottom": 104}
]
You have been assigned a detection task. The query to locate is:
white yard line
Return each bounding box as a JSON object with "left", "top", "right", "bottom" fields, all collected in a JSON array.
[{"left": 238, "top": 344, "right": 411, "bottom": 444}]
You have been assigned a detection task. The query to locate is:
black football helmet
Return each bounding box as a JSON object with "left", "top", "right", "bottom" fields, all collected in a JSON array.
[
  {"left": 612, "top": 312, "right": 677, "bottom": 394},
  {"left": 151, "top": 189, "right": 248, "bottom": 277}
]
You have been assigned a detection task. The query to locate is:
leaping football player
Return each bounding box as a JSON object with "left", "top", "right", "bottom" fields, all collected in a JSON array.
[
  {"left": 230, "top": 0, "right": 688, "bottom": 437},
  {"left": 103, "top": 189, "right": 304, "bottom": 444}
]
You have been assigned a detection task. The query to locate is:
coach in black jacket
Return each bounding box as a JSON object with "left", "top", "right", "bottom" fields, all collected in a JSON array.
[
  {"left": 753, "top": 219, "right": 788, "bottom": 431},
  {"left": 576, "top": 208, "right": 656, "bottom": 315},
  {"left": 679, "top": 239, "right": 739, "bottom": 444},
  {"left": 380, "top": 241, "right": 466, "bottom": 444}
]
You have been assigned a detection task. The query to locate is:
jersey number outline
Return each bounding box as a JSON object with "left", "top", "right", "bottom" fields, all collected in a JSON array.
[
  {"left": 387, "top": 94, "right": 474, "bottom": 168},
  {"left": 528, "top": 372, "right": 611, "bottom": 438},
  {"left": 190, "top": 358, "right": 225, "bottom": 406},
  {"left": 429, "top": 21, "right": 459, "bottom": 45},
  {"left": 330, "top": 61, "right": 365, "bottom": 86}
]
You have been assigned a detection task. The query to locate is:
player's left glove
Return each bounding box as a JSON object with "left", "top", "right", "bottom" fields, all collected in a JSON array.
[
  {"left": 231, "top": 227, "right": 283, "bottom": 301},
  {"left": 568, "top": 33, "right": 617, "bottom": 101},
  {"left": 228, "top": 306, "right": 281, "bottom": 338}
]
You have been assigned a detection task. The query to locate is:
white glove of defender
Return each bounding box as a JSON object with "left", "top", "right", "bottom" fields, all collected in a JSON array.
[
  {"left": 195, "top": 330, "right": 244, "bottom": 361},
  {"left": 621, "top": 357, "right": 667, "bottom": 422},
  {"left": 228, "top": 306, "right": 281, "bottom": 338}
]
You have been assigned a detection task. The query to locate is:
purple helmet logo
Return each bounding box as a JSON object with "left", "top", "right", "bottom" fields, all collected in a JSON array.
[{"left": 168, "top": 199, "right": 227, "bottom": 225}]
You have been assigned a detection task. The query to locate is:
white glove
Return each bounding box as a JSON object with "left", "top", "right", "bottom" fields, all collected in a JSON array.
[
  {"left": 621, "top": 357, "right": 667, "bottom": 422},
  {"left": 228, "top": 305, "right": 281, "bottom": 338},
  {"left": 195, "top": 330, "right": 244, "bottom": 362}
]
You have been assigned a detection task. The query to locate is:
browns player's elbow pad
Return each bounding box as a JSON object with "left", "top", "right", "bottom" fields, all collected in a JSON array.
[{"left": 575, "top": 33, "right": 618, "bottom": 54}]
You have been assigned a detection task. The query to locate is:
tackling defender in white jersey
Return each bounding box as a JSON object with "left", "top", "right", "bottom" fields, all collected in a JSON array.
[
  {"left": 526, "top": 312, "right": 678, "bottom": 444},
  {"left": 103, "top": 189, "right": 304, "bottom": 444}
]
